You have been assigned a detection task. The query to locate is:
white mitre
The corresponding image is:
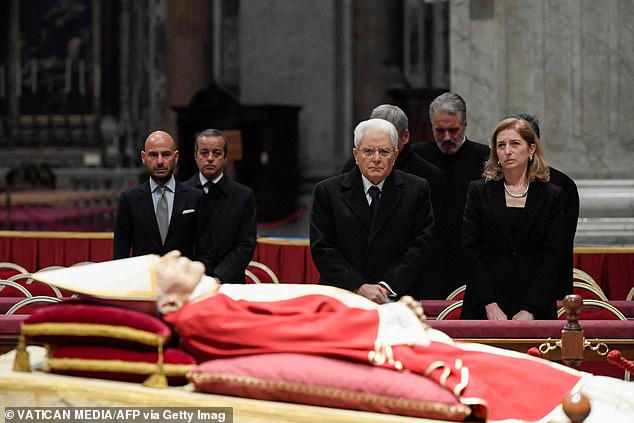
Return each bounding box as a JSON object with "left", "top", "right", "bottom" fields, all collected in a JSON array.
[{"left": 33, "top": 255, "right": 160, "bottom": 313}]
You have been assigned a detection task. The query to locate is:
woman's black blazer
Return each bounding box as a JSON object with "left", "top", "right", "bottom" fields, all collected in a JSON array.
[{"left": 460, "top": 179, "right": 564, "bottom": 319}]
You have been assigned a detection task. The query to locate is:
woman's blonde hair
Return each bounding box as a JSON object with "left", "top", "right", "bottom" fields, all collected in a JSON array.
[{"left": 483, "top": 117, "right": 550, "bottom": 182}]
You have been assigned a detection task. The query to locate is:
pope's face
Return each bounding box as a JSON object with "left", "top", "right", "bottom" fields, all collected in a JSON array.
[{"left": 353, "top": 129, "right": 396, "bottom": 185}]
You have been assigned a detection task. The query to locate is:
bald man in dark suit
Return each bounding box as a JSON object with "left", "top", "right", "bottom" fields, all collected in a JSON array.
[{"left": 113, "top": 131, "right": 209, "bottom": 262}]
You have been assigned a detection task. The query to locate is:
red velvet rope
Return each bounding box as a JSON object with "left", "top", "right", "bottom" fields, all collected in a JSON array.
[
  {"left": 607, "top": 350, "right": 634, "bottom": 373},
  {"left": 527, "top": 347, "right": 542, "bottom": 358}
]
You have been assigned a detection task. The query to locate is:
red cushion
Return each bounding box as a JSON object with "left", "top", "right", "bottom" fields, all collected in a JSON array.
[
  {"left": 558, "top": 305, "right": 624, "bottom": 321},
  {"left": 188, "top": 353, "right": 471, "bottom": 421},
  {"left": 429, "top": 320, "right": 634, "bottom": 339},
  {"left": 0, "top": 315, "right": 28, "bottom": 335},
  {"left": 48, "top": 345, "right": 196, "bottom": 385},
  {"left": 23, "top": 300, "right": 172, "bottom": 349}
]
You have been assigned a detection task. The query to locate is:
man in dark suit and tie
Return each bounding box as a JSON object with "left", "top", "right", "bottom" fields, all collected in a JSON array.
[
  {"left": 310, "top": 118, "right": 434, "bottom": 304},
  {"left": 113, "top": 130, "right": 209, "bottom": 263},
  {"left": 342, "top": 104, "right": 450, "bottom": 299},
  {"left": 185, "top": 129, "right": 256, "bottom": 283}
]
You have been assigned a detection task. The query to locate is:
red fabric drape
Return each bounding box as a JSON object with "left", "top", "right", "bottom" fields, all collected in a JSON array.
[
  {"left": 1, "top": 232, "right": 633, "bottom": 297},
  {"left": 573, "top": 247, "right": 634, "bottom": 300},
  {"left": 0, "top": 231, "right": 113, "bottom": 272},
  {"left": 253, "top": 238, "right": 320, "bottom": 284}
]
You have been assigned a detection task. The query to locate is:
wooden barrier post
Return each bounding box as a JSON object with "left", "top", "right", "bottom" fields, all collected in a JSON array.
[{"left": 561, "top": 294, "right": 584, "bottom": 369}]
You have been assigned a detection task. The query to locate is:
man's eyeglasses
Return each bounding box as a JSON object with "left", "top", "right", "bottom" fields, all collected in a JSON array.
[{"left": 358, "top": 147, "right": 396, "bottom": 158}]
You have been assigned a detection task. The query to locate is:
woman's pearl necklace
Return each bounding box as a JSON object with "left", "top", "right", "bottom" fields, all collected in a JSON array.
[{"left": 504, "top": 183, "right": 529, "bottom": 198}]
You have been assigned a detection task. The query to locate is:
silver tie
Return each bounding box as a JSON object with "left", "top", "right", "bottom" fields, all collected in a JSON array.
[{"left": 156, "top": 187, "right": 169, "bottom": 244}]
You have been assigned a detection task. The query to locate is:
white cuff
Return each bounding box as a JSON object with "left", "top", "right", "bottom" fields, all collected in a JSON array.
[{"left": 378, "top": 281, "right": 397, "bottom": 298}]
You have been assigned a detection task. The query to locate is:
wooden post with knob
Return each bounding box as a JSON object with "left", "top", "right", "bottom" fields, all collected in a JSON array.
[
  {"left": 561, "top": 294, "right": 584, "bottom": 370},
  {"left": 562, "top": 392, "right": 591, "bottom": 423}
]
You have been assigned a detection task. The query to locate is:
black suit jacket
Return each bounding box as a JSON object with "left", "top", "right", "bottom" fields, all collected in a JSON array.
[
  {"left": 185, "top": 173, "right": 256, "bottom": 283},
  {"left": 310, "top": 168, "right": 434, "bottom": 297},
  {"left": 549, "top": 167, "right": 580, "bottom": 299},
  {"left": 413, "top": 139, "right": 490, "bottom": 293},
  {"left": 113, "top": 179, "right": 210, "bottom": 262},
  {"left": 460, "top": 179, "right": 564, "bottom": 319},
  {"left": 342, "top": 144, "right": 450, "bottom": 298}
]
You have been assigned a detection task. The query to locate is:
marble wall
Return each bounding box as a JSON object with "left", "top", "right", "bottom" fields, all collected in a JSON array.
[
  {"left": 239, "top": 0, "right": 346, "bottom": 179},
  {"left": 450, "top": 0, "right": 634, "bottom": 179}
]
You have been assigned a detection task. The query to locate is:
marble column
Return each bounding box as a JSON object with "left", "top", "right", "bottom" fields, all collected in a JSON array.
[
  {"left": 165, "top": 0, "right": 210, "bottom": 140},
  {"left": 450, "top": 0, "right": 634, "bottom": 179},
  {"left": 239, "top": 0, "right": 341, "bottom": 178}
]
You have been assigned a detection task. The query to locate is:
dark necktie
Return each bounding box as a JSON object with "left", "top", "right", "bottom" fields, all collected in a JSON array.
[
  {"left": 368, "top": 186, "right": 381, "bottom": 215},
  {"left": 205, "top": 182, "right": 217, "bottom": 199},
  {"left": 156, "top": 187, "right": 169, "bottom": 244}
]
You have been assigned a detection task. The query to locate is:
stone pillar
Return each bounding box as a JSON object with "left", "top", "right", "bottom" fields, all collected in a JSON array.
[
  {"left": 240, "top": 0, "right": 340, "bottom": 178},
  {"left": 450, "top": 0, "right": 634, "bottom": 179},
  {"left": 165, "top": 0, "right": 211, "bottom": 142},
  {"left": 352, "top": 0, "right": 404, "bottom": 124},
  {"left": 118, "top": 0, "right": 169, "bottom": 167}
]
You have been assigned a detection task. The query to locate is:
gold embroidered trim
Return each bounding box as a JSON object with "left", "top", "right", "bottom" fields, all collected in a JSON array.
[
  {"left": 454, "top": 366, "right": 469, "bottom": 396},
  {"left": 22, "top": 323, "right": 168, "bottom": 347},
  {"left": 423, "top": 361, "right": 446, "bottom": 377},
  {"left": 189, "top": 372, "right": 471, "bottom": 418},
  {"left": 368, "top": 341, "right": 403, "bottom": 370},
  {"left": 438, "top": 367, "right": 451, "bottom": 387},
  {"left": 0, "top": 231, "right": 113, "bottom": 239},
  {"left": 256, "top": 237, "right": 308, "bottom": 246},
  {"left": 46, "top": 358, "right": 193, "bottom": 376}
]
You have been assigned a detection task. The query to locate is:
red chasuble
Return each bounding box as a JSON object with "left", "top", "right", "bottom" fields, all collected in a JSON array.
[{"left": 164, "top": 285, "right": 582, "bottom": 422}]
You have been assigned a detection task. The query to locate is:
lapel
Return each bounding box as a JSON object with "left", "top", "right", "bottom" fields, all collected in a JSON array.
[
  {"left": 189, "top": 173, "right": 204, "bottom": 190},
  {"left": 487, "top": 180, "right": 515, "bottom": 250},
  {"left": 341, "top": 168, "right": 373, "bottom": 232},
  {"left": 368, "top": 171, "right": 402, "bottom": 245},
  {"left": 140, "top": 181, "right": 163, "bottom": 246},
  {"left": 210, "top": 174, "right": 231, "bottom": 224},
  {"left": 169, "top": 181, "right": 187, "bottom": 241},
  {"left": 515, "top": 182, "right": 546, "bottom": 245}
]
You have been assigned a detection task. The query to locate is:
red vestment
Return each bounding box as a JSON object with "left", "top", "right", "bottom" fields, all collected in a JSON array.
[{"left": 164, "top": 286, "right": 582, "bottom": 422}]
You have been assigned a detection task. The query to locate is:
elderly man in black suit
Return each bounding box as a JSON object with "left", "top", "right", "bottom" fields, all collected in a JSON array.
[
  {"left": 113, "top": 130, "right": 209, "bottom": 263},
  {"left": 185, "top": 129, "right": 256, "bottom": 283},
  {"left": 310, "top": 118, "right": 434, "bottom": 304},
  {"left": 342, "top": 104, "right": 449, "bottom": 299},
  {"left": 412, "top": 92, "right": 490, "bottom": 296}
]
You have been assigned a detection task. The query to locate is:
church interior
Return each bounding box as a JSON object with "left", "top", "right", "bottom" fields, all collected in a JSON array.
[{"left": 1, "top": 1, "right": 633, "bottom": 422}]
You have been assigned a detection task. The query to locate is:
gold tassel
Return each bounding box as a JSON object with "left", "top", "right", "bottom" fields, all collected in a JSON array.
[
  {"left": 12, "top": 334, "right": 31, "bottom": 372},
  {"left": 142, "top": 371, "right": 168, "bottom": 388},
  {"left": 142, "top": 344, "right": 167, "bottom": 388}
]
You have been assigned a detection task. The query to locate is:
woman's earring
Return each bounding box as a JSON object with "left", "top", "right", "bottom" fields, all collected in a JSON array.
[{"left": 529, "top": 155, "right": 533, "bottom": 161}]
